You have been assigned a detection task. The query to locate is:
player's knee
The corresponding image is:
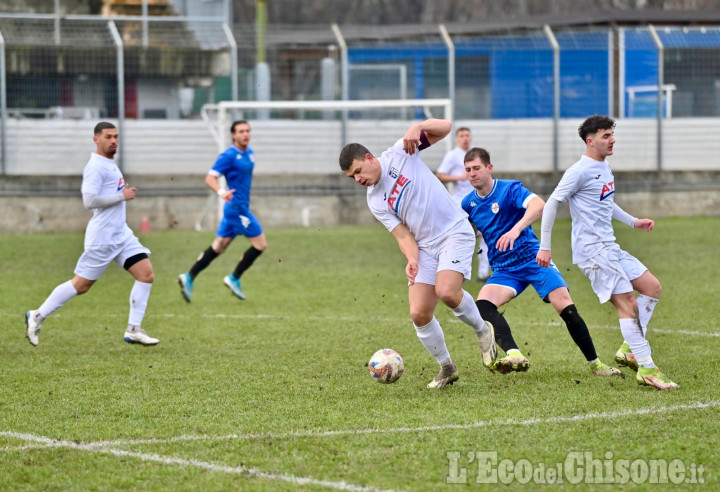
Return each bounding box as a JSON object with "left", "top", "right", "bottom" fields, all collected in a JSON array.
[
  {"left": 138, "top": 271, "right": 155, "bottom": 283},
  {"left": 409, "top": 307, "right": 433, "bottom": 327},
  {"left": 648, "top": 280, "right": 662, "bottom": 299},
  {"left": 434, "top": 286, "right": 457, "bottom": 306},
  {"left": 74, "top": 283, "right": 92, "bottom": 295}
]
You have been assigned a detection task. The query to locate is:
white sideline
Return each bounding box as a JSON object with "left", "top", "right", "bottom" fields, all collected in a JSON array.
[
  {"left": 73, "top": 400, "right": 720, "bottom": 449},
  {"left": 0, "top": 431, "right": 395, "bottom": 492}
]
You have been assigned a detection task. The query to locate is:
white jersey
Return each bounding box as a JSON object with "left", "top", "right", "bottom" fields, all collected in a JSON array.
[
  {"left": 367, "top": 139, "right": 468, "bottom": 247},
  {"left": 437, "top": 146, "right": 473, "bottom": 203},
  {"left": 549, "top": 154, "right": 618, "bottom": 264},
  {"left": 81, "top": 152, "right": 133, "bottom": 247}
]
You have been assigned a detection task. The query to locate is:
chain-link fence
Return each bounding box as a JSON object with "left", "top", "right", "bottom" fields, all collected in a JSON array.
[{"left": 1, "top": 6, "right": 720, "bottom": 173}]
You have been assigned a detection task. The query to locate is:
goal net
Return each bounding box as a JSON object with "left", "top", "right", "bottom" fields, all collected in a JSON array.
[{"left": 195, "top": 98, "right": 453, "bottom": 231}]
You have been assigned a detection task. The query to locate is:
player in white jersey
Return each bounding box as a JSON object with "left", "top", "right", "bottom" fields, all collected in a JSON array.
[
  {"left": 24, "top": 122, "right": 159, "bottom": 347},
  {"left": 537, "top": 115, "right": 678, "bottom": 390},
  {"left": 339, "top": 119, "right": 497, "bottom": 389},
  {"left": 436, "top": 127, "right": 491, "bottom": 281}
]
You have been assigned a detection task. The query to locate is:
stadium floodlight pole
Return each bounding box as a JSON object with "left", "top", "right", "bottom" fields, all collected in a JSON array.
[
  {"left": 108, "top": 21, "right": 125, "bottom": 172},
  {"left": 331, "top": 23, "right": 349, "bottom": 145},
  {"left": 648, "top": 24, "right": 664, "bottom": 172},
  {"left": 544, "top": 24, "right": 560, "bottom": 173},
  {"left": 439, "top": 24, "right": 455, "bottom": 127},
  {"left": 222, "top": 22, "right": 238, "bottom": 101},
  {"left": 0, "top": 27, "right": 5, "bottom": 175}
]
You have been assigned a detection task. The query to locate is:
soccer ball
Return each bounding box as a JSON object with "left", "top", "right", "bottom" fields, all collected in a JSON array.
[{"left": 368, "top": 348, "right": 404, "bottom": 384}]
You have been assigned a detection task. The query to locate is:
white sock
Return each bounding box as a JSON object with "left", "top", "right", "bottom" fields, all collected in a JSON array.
[
  {"left": 414, "top": 317, "right": 452, "bottom": 365},
  {"left": 37, "top": 280, "right": 78, "bottom": 319},
  {"left": 636, "top": 294, "right": 658, "bottom": 337},
  {"left": 636, "top": 355, "right": 655, "bottom": 369},
  {"left": 128, "top": 281, "right": 153, "bottom": 326},
  {"left": 450, "top": 290, "right": 487, "bottom": 335},
  {"left": 619, "top": 318, "right": 654, "bottom": 367}
]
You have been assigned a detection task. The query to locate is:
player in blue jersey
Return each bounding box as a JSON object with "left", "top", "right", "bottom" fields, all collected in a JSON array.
[
  {"left": 178, "top": 120, "right": 266, "bottom": 302},
  {"left": 461, "top": 147, "right": 620, "bottom": 377}
]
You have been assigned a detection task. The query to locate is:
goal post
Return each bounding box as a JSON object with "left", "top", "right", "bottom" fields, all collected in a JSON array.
[
  {"left": 202, "top": 98, "right": 453, "bottom": 152},
  {"left": 196, "top": 98, "right": 453, "bottom": 230}
]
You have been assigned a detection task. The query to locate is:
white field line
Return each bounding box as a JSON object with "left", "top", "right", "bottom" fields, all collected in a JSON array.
[
  {"left": 4, "top": 311, "right": 717, "bottom": 337},
  {"left": 0, "top": 431, "right": 397, "bottom": 492},
  {"left": 81, "top": 400, "right": 720, "bottom": 449}
]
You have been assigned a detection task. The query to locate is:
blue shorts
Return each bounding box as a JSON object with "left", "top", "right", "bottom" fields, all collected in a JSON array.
[
  {"left": 216, "top": 204, "right": 263, "bottom": 240},
  {"left": 486, "top": 258, "right": 568, "bottom": 303}
]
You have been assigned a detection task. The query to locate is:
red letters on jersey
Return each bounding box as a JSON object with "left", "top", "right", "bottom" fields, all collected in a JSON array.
[
  {"left": 387, "top": 174, "right": 410, "bottom": 212},
  {"left": 599, "top": 181, "right": 615, "bottom": 201}
]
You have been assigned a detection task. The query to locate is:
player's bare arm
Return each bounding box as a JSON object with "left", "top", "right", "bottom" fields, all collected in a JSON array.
[
  {"left": 403, "top": 119, "right": 451, "bottom": 155},
  {"left": 436, "top": 171, "right": 467, "bottom": 183},
  {"left": 496, "top": 195, "right": 545, "bottom": 252},
  {"left": 391, "top": 224, "right": 420, "bottom": 285},
  {"left": 205, "top": 174, "right": 235, "bottom": 202}
]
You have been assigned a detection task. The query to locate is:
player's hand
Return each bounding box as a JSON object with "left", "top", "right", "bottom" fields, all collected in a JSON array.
[
  {"left": 219, "top": 188, "right": 236, "bottom": 202},
  {"left": 536, "top": 249, "right": 552, "bottom": 268},
  {"left": 402, "top": 125, "right": 422, "bottom": 155},
  {"left": 634, "top": 218, "right": 654, "bottom": 232},
  {"left": 122, "top": 186, "right": 137, "bottom": 201},
  {"left": 406, "top": 261, "right": 419, "bottom": 285},
  {"left": 496, "top": 229, "right": 520, "bottom": 252}
]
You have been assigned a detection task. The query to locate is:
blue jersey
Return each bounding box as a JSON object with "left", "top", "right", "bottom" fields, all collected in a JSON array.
[
  {"left": 211, "top": 145, "right": 255, "bottom": 212},
  {"left": 461, "top": 179, "right": 539, "bottom": 271}
]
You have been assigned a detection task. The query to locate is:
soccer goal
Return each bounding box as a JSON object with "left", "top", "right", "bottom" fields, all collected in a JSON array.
[{"left": 195, "top": 98, "right": 453, "bottom": 231}]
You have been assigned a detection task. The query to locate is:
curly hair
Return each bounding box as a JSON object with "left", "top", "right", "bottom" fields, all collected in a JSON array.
[{"left": 578, "top": 115, "right": 615, "bottom": 142}]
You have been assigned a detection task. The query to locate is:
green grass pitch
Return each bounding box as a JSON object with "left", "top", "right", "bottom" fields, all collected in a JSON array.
[{"left": 1, "top": 217, "right": 718, "bottom": 490}]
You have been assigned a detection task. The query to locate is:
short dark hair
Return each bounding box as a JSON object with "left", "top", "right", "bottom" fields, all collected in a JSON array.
[
  {"left": 578, "top": 115, "right": 615, "bottom": 142},
  {"left": 94, "top": 122, "right": 116, "bottom": 135},
  {"left": 231, "top": 120, "right": 250, "bottom": 133},
  {"left": 339, "top": 143, "right": 371, "bottom": 171},
  {"left": 464, "top": 147, "right": 490, "bottom": 165},
  {"left": 455, "top": 127, "right": 471, "bottom": 135}
]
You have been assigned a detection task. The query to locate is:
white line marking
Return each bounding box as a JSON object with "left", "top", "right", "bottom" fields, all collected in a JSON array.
[
  {"left": 4, "top": 311, "right": 717, "bottom": 337},
  {"left": 0, "top": 431, "right": 397, "bottom": 492},
  {"left": 82, "top": 400, "right": 720, "bottom": 448}
]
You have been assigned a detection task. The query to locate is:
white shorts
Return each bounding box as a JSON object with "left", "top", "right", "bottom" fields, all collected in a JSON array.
[
  {"left": 74, "top": 235, "right": 151, "bottom": 281},
  {"left": 414, "top": 223, "right": 475, "bottom": 286},
  {"left": 577, "top": 243, "right": 647, "bottom": 304}
]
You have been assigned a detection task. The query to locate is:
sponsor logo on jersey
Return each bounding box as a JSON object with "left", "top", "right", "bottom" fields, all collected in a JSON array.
[
  {"left": 388, "top": 174, "right": 410, "bottom": 213},
  {"left": 599, "top": 181, "right": 615, "bottom": 201},
  {"left": 117, "top": 177, "right": 125, "bottom": 191},
  {"left": 470, "top": 201, "right": 477, "bottom": 208},
  {"left": 491, "top": 202, "right": 500, "bottom": 214}
]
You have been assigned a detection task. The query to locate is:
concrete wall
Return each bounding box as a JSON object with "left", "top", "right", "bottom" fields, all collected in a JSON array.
[{"left": 4, "top": 117, "right": 720, "bottom": 176}]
